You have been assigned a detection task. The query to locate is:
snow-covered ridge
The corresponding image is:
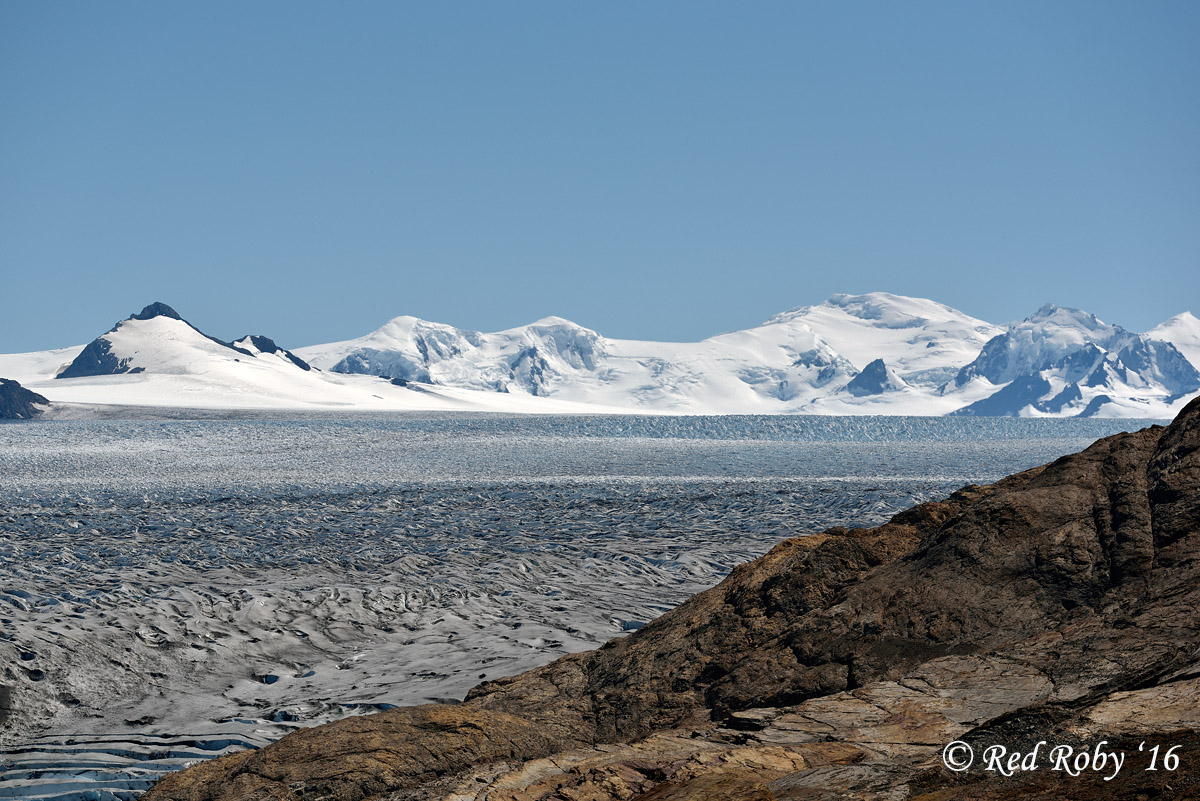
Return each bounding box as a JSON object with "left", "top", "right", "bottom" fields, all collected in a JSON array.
[
  {"left": 1148, "top": 311, "right": 1200, "bottom": 369},
  {"left": 296, "top": 293, "right": 1198, "bottom": 417},
  {"left": 765, "top": 292, "right": 1004, "bottom": 388},
  {"left": 3, "top": 303, "right": 631, "bottom": 415},
  {"left": 950, "top": 304, "right": 1200, "bottom": 418},
  {"left": 3, "top": 294, "right": 1198, "bottom": 417}
]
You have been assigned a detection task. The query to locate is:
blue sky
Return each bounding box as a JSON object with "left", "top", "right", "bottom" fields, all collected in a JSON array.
[{"left": 2, "top": 1, "right": 1198, "bottom": 351}]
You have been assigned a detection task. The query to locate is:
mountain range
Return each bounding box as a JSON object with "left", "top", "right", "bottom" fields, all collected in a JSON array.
[{"left": 1, "top": 294, "right": 1197, "bottom": 417}]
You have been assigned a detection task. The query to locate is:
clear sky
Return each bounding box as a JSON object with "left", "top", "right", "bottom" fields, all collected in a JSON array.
[{"left": 2, "top": 1, "right": 1198, "bottom": 352}]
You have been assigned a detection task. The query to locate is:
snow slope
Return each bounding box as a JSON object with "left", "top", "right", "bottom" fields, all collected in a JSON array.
[
  {"left": 0, "top": 344, "right": 85, "bottom": 384},
  {"left": 949, "top": 305, "right": 1200, "bottom": 418},
  {"left": 764, "top": 292, "right": 1004, "bottom": 387},
  {"left": 1149, "top": 311, "right": 1200, "bottom": 369},
  {"left": 4, "top": 296, "right": 1198, "bottom": 417},
  {"left": 14, "top": 306, "right": 630, "bottom": 415},
  {"left": 297, "top": 293, "right": 1008, "bottom": 415}
]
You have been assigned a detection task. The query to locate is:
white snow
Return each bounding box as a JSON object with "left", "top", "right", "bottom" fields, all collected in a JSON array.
[
  {"left": 0, "top": 344, "right": 86, "bottom": 383},
  {"left": 1148, "top": 311, "right": 1200, "bottom": 369},
  {"left": 294, "top": 293, "right": 1011, "bottom": 415},
  {"left": 765, "top": 292, "right": 1004, "bottom": 386},
  {"left": 971, "top": 304, "right": 1123, "bottom": 386},
  {"left": 4, "top": 296, "right": 1197, "bottom": 418},
  {"left": 14, "top": 317, "right": 633, "bottom": 415}
]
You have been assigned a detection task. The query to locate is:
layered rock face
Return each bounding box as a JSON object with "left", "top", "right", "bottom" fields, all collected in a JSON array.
[{"left": 146, "top": 398, "right": 1200, "bottom": 801}]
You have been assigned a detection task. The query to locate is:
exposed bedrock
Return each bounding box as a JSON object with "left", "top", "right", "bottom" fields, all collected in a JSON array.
[
  {"left": 0, "top": 377, "right": 49, "bottom": 419},
  {"left": 146, "top": 396, "right": 1200, "bottom": 801}
]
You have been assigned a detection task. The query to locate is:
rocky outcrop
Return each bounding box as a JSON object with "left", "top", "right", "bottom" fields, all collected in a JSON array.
[
  {"left": 0, "top": 378, "right": 49, "bottom": 419},
  {"left": 145, "top": 396, "right": 1200, "bottom": 801},
  {"left": 844, "top": 358, "right": 907, "bottom": 397},
  {"left": 130, "top": 302, "right": 185, "bottom": 322},
  {"left": 232, "top": 335, "right": 313, "bottom": 371}
]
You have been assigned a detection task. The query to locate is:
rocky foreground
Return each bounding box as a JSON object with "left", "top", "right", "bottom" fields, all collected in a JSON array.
[{"left": 146, "top": 398, "right": 1200, "bottom": 801}]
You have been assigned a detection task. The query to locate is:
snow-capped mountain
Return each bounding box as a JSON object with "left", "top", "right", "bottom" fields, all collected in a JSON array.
[
  {"left": 10, "top": 303, "right": 624, "bottom": 414},
  {"left": 1148, "top": 312, "right": 1200, "bottom": 370},
  {"left": 297, "top": 294, "right": 1198, "bottom": 417},
  {"left": 57, "top": 302, "right": 315, "bottom": 379},
  {"left": 764, "top": 293, "right": 1003, "bottom": 387},
  {"left": 300, "top": 315, "right": 611, "bottom": 396},
  {"left": 300, "top": 292, "right": 997, "bottom": 406},
  {"left": 4, "top": 294, "right": 1198, "bottom": 417},
  {"left": 950, "top": 305, "right": 1200, "bottom": 417},
  {"left": 954, "top": 305, "right": 1122, "bottom": 387},
  {"left": 302, "top": 312, "right": 865, "bottom": 412}
]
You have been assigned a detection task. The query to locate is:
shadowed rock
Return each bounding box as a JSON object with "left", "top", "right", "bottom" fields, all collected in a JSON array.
[
  {"left": 0, "top": 378, "right": 49, "bottom": 419},
  {"left": 145, "top": 396, "right": 1200, "bottom": 801},
  {"left": 131, "top": 302, "right": 184, "bottom": 321},
  {"left": 0, "top": 685, "right": 12, "bottom": 726},
  {"left": 844, "top": 358, "right": 906, "bottom": 396},
  {"left": 233, "top": 335, "right": 313, "bottom": 371}
]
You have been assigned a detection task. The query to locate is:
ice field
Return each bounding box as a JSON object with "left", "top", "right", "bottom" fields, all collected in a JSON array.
[{"left": 0, "top": 412, "right": 1158, "bottom": 800}]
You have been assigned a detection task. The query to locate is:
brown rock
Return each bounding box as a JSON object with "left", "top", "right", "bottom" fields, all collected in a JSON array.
[{"left": 632, "top": 770, "right": 776, "bottom": 801}]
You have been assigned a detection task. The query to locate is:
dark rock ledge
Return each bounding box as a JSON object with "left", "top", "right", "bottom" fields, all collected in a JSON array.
[
  {"left": 145, "top": 396, "right": 1200, "bottom": 801},
  {"left": 0, "top": 378, "right": 49, "bottom": 419}
]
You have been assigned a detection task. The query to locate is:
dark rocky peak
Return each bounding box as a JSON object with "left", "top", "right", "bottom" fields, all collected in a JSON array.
[
  {"left": 233, "top": 335, "right": 313, "bottom": 371},
  {"left": 129, "top": 302, "right": 183, "bottom": 322},
  {"left": 236, "top": 334, "right": 284, "bottom": 354},
  {"left": 0, "top": 378, "right": 50, "bottom": 419},
  {"left": 844, "top": 358, "right": 904, "bottom": 397}
]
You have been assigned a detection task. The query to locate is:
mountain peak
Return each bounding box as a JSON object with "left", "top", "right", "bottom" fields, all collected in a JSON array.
[
  {"left": 130, "top": 302, "right": 183, "bottom": 322},
  {"left": 844, "top": 358, "right": 907, "bottom": 397},
  {"left": 524, "top": 316, "right": 597, "bottom": 333},
  {"left": 825, "top": 291, "right": 919, "bottom": 309},
  {"left": 1025, "top": 303, "right": 1108, "bottom": 330},
  {"left": 373, "top": 315, "right": 474, "bottom": 338},
  {"left": 1147, "top": 311, "right": 1200, "bottom": 372},
  {"left": 1157, "top": 311, "right": 1199, "bottom": 327},
  {"left": 528, "top": 315, "right": 576, "bottom": 326},
  {"left": 768, "top": 292, "right": 972, "bottom": 329}
]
